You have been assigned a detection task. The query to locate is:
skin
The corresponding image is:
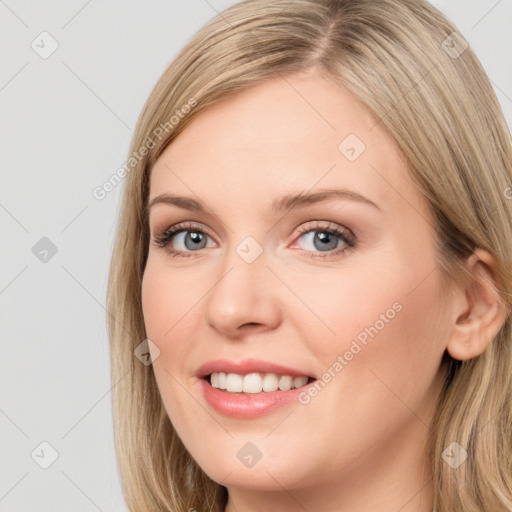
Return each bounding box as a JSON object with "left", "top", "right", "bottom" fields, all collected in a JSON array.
[{"left": 141, "top": 69, "right": 506, "bottom": 512}]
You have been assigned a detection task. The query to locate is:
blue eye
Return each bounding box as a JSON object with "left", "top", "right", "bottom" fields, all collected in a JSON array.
[
  {"left": 152, "top": 220, "right": 356, "bottom": 259},
  {"left": 292, "top": 221, "right": 355, "bottom": 259},
  {"left": 152, "top": 222, "right": 215, "bottom": 257}
]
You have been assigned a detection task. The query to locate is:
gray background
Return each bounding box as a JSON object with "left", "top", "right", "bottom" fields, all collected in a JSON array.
[{"left": 0, "top": 1, "right": 510, "bottom": 510}]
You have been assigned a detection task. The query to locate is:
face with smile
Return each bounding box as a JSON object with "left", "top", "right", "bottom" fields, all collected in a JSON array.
[{"left": 141, "top": 70, "right": 457, "bottom": 510}]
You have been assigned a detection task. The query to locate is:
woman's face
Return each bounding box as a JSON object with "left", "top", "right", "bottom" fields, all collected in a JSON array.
[{"left": 141, "top": 71, "right": 455, "bottom": 498}]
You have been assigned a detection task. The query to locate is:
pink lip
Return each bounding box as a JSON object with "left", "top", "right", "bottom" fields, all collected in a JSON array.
[
  {"left": 195, "top": 358, "right": 315, "bottom": 379},
  {"left": 195, "top": 358, "right": 317, "bottom": 419},
  {"left": 198, "top": 378, "right": 316, "bottom": 419}
]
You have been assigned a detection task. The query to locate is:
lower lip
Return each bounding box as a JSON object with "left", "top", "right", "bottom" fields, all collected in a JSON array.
[{"left": 198, "top": 377, "right": 315, "bottom": 419}]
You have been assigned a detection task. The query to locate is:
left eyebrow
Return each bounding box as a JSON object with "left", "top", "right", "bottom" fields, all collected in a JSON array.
[
  {"left": 145, "top": 187, "right": 381, "bottom": 217},
  {"left": 271, "top": 188, "right": 381, "bottom": 214}
]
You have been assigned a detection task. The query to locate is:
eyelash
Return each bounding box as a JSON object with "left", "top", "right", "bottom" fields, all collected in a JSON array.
[{"left": 151, "top": 220, "right": 356, "bottom": 260}]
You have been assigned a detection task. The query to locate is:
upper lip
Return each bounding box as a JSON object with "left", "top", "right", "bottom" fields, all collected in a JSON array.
[{"left": 195, "top": 358, "right": 316, "bottom": 379}]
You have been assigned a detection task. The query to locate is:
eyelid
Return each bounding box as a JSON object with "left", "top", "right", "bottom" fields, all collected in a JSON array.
[
  {"left": 152, "top": 221, "right": 217, "bottom": 246},
  {"left": 289, "top": 221, "right": 356, "bottom": 257}
]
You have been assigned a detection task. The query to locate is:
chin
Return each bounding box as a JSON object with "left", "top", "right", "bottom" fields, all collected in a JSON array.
[
  {"left": 209, "top": 465, "right": 300, "bottom": 491},
  {"left": 192, "top": 446, "right": 311, "bottom": 492}
]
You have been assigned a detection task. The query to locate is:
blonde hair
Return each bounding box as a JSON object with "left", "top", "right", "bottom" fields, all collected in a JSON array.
[{"left": 106, "top": 0, "right": 512, "bottom": 510}]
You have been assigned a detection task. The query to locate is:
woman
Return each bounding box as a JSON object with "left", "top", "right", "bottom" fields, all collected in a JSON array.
[{"left": 106, "top": 0, "right": 512, "bottom": 510}]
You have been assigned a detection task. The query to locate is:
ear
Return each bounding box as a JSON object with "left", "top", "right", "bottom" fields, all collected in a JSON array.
[{"left": 446, "top": 248, "right": 507, "bottom": 361}]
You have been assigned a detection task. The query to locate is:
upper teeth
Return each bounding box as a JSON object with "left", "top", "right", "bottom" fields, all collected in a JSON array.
[{"left": 210, "top": 372, "right": 309, "bottom": 393}]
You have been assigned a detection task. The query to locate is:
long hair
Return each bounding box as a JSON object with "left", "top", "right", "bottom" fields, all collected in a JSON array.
[{"left": 106, "top": 1, "right": 512, "bottom": 510}]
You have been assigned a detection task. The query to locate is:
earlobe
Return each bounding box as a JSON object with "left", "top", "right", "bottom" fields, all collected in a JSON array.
[{"left": 445, "top": 249, "right": 507, "bottom": 361}]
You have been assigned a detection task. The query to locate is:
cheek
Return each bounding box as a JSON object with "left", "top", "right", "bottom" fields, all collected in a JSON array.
[
  {"left": 286, "top": 253, "right": 448, "bottom": 402},
  {"left": 141, "top": 258, "right": 200, "bottom": 341},
  {"left": 284, "top": 262, "right": 448, "bottom": 470},
  {"left": 141, "top": 257, "right": 211, "bottom": 386},
  {"left": 141, "top": 262, "right": 187, "bottom": 384},
  {"left": 141, "top": 271, "right": 165, "bottom": 338},
  {"left": 141, "top": 263, "right": 200, "bottom": 425}
]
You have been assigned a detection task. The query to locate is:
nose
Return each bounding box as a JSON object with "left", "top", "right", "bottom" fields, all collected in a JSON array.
[{"left": 203, "top": 244, "right": 282, "bottom": 338}]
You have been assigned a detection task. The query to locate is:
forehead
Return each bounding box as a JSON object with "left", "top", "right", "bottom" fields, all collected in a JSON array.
[{"left": 148, "top": 72, "right": 427, "bottom": 220}]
